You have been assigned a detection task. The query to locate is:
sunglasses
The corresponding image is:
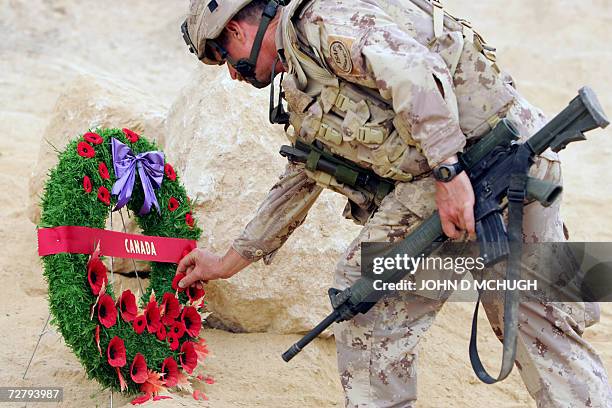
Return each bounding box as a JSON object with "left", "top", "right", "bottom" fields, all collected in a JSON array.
[{"left": 181, "top": 19, "right": 228, "bottom": 66}]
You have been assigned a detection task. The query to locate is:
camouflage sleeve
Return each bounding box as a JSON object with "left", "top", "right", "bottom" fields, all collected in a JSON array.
[
  {"left": 305, "top": 1, "right": 466, "bottom": 167},
  {"left": 231, "top": 161, "right": 323, "bottom": 264}
]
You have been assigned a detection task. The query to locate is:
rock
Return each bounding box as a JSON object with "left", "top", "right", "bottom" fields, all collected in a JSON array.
[
  {"left": 164, "top": 67, "right": 361, "bottom": 334},
  {"left": 28, "top": 75, "right": 167, "bottom": 272}
]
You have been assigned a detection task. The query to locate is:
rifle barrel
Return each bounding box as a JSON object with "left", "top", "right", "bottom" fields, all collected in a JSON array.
[{"left": 282, "top": 310, "right": 340, "bottom": 362}]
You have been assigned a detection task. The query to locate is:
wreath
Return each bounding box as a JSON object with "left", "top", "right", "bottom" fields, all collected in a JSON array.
[{"left": 37, "top": 128, "right": 213, "bottom": 403}]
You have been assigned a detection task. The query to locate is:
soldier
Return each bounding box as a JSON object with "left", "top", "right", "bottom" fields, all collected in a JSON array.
[{"left": 177, "top": 0, "right": 612, "bottom": 406}]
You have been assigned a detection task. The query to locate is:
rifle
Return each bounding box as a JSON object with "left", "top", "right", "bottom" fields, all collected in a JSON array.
[{"left": 281, "top": 87, "right": 609, "bottom": 384}]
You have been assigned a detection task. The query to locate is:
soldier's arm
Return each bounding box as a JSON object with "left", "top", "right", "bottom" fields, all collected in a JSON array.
[
  {"left": 176, "top": 162, "right": 323, "bottom": 286},
  {"left": 231, "top": 161, "right": 323, "bottom": 264}
]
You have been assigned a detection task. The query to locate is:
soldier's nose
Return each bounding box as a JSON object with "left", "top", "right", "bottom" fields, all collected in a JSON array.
[
  {"left": 228, "top": 65, "right": 239, "bottom": 81},
  {"left": 227, "top": 65, "right": 246, "bottom": 82},
  {"left": 228, "top": 65, "right": 236, "bottom": 80}
]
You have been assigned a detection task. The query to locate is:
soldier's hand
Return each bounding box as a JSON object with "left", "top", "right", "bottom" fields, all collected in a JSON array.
[
  {"left": 435, "top": 160, "right": 476, "bottom": 240},
  {"left": 175, "top": 247, "right": 252, "bottom": 289}
]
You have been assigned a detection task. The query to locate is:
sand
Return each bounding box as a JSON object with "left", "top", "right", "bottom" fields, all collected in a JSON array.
[{"left": 0, "top": 0, "right": 610, "bottom": 407}]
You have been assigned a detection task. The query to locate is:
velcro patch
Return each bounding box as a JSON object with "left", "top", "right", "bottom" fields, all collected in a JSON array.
[{"left": 328, "top": 37, "right": 353, "bottom": 75}]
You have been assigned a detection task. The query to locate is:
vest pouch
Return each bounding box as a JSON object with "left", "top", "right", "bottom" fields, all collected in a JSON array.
[
  {"left": 335, "top": 83, "right": 393, "bottom": 115},
  {"left": 299, "top": 100, "right": 324, "bottom": 144},
  {"left": 370, "top": 130, "right": 417, "bottom": 182},
  {"left": 355, "top": 125, "right": 386, "bottom": 145},
  {"left": 318, "top": 113, "right": 344, "bottom": 146},
  {"left": 304, "top": 168, "right": 375, "bottom": 226},
  {"left": 392, "top": 114, "right": 420, "bottom": 148},
  {"left": 296, "top": 94, "right": 351, "bottom": 147},
  {"left": 338, "top": 85, "right": 395, "bottom": 148},
  {"left": 284, "top": 74, "right": 319, "bottom": 143},
  {"left": 283, "top": 74, "right": 315, "bottom": 113},
  {"left": 385, "top": 115, "right": 432, "bottom": 178}
]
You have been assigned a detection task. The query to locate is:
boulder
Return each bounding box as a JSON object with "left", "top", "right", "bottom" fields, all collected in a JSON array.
[
  {"left": 164, "top": 66, "right": 361, "bottom": 334},
  {"left": 28, "top": 75, "right": 167, "bottom": 272}
]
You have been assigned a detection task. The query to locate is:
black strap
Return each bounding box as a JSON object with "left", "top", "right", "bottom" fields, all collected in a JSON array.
[
  {"left": 469, "top": 145, "right": 532, "bottom": 384},
  {"left": 231, "top": 0, "right": 280, "bottom": 87},
  {"left": 374, "top": 182, "right": 394, "bottom": 206},
  {"left": 269, "top": 56, "right": 289, "bottom": 125},
  {"left": 248, "top": 1, "right": 279, "bottom": 65}
]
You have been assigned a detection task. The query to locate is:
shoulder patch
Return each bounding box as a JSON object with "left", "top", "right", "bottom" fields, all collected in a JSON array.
[{"left": 329, "top": 40, "right": 353, "bottom": 74}]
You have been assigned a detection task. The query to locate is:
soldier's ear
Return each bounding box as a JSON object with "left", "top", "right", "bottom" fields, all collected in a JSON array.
[{"left": 225, "top": 20, "right": 246, "bottom": 44}]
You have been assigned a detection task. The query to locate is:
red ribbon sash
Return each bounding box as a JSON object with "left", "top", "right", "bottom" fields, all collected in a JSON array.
[{"left": 37, "top": 226, "right": 196, "bottom": 263}]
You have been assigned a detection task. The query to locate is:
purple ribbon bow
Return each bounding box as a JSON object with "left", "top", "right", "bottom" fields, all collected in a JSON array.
[{"left": 111, "top": 138, "right": 165, "bottom": 215}]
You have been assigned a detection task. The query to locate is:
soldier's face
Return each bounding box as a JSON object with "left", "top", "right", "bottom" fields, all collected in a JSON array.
[{"left": 221, "top": 20, "right": 279, "bottom": 87}]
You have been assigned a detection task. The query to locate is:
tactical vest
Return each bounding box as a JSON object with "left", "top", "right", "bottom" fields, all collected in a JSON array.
[{"left": 277, "top": 0, "right": 516, "bottom": 220}]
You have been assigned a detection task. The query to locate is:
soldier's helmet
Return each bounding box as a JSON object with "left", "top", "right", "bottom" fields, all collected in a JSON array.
[{"left": 182, "top": 0, "right": 252, "bottom": 65}]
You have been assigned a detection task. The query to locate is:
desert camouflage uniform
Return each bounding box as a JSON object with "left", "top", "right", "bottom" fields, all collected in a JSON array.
[{"left": 231, "top": 0, "right": 612, "bottom": 406}]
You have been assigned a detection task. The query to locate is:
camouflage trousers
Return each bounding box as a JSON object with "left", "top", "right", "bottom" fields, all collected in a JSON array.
[{"left": 333, "top": 94, "right": 612, "bottom": 408}]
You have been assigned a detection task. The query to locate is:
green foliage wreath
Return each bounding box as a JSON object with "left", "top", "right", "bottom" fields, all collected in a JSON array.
[{"left": 39, "top": 128, "right": 211, "bottom": 401}]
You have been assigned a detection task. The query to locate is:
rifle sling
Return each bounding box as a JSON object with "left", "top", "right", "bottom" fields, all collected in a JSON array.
[{"left": 469, "top": 146, "right": 532, "bottom": 384}]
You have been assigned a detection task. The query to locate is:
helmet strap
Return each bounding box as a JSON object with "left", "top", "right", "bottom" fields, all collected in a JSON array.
[
  {"left": 269, "top": 56, "right": 289, "bottom": 125},
  {"left": 231, "top": 0, "right": 280, "bottom": 88}
]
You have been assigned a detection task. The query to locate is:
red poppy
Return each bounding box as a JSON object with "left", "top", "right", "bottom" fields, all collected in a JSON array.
[
  {"left": 98, "top": 294, "right": 117, "bottom": 328},
  {"left": 167, "top": 197, "right": 179, "bottom": 212},
  {"left": 83, "top": 176, "right": 92, "bottom": 193},
  {"left": 161, "top": 357, "right": 179, "bottom": 387},
  {"left": 169, "top": 321, "right": 186, "bottom": 338},
  {"left": 145, "top": 300, "right": 161, "bottom": 333},
  {"left": 194, "top": 337, "right": 209, "bottom": 361},
  {"left": 130, "top": 393, "right": 151, "bottom": 405},
  {"left": 167, "top": 334, "right": 179, "bottom": 351},
  {"left": 117, "top": 367, "right": 128, "bottom": 392},
  {"left": 181, "top": 306, "right": 202, "bottom": 338},
  {"left": 77, "top": 141, "right": 95, "bottom": 158},
  {"left": 84, "top": 132, "right": 103, "bottom": 145},
  {"left": 98, "top": 162, "right": 110, "bottom": 180},
  {"left": 87, "top": 255, "right": 108, "bottom": 296},
  {"left": 140, "top": 370, "right": 164, "bottom": 395},
  {"left": 97, "top": 186, "right": 110, "bottom": 206},
  {"left": 180, "top": 341, "right": 198, "bottom": 374},
  {"left": 119, "top": 290, "right": 137, "bottom": 322},
  {"left": 156, "top": 325, "right": 167, "bottom": 341},
  {"left": 107, "top": 336, "right": 126, "bottom": 367},
  {"left": 204, "top": 376, "right": 215, "bottom": 385},
  {"left": 185, "top": 212, "right": 194, "bottom": 228},
  {"left": 95, "top": 325, "right": 102, "bottom": 356},
  {"left": 133, "top": 314, "right": 147, "bottom": 334},
  {"left": 164, "top": 163, "right": 176, "bottom": 181},
  {"left": 187, "top": 284, "right": 205, "bottom": 303},
  {"left": 160, "top": 293, "right": 180, "bottom": 326},
  {"left": 192, "top": 390, "right": 208, "bottom": 401},
  {"left": 130, "top": 353, "right": 148, "bottom": 384},
  {"left": 153, "top": 396, "right": 172, "bottom": 401},
  {"left": 122, "top": 128, "right": 140, "bottom": 143},
  {"left": 171, "top": 273, "right": 186, "bottom": 292}
]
